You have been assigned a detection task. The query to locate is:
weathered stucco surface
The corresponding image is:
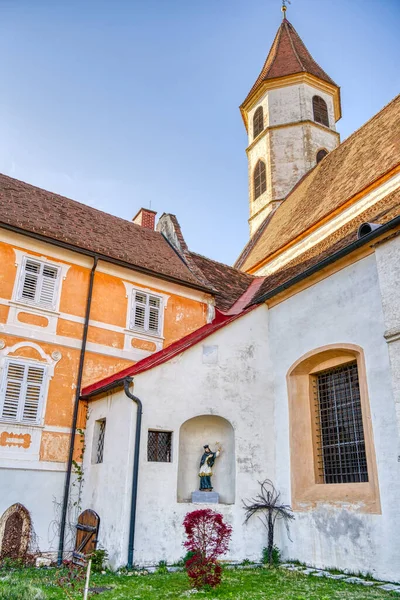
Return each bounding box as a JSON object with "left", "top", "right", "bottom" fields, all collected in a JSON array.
[
  {"left": 269, "top": 251, "right": 400, "bottom": 582},
  {"left": 247, "top": 82, "right": 339, "bottom": 235},
  {"left": 81, "top": 307, "right": 274, "bottom": 568}
]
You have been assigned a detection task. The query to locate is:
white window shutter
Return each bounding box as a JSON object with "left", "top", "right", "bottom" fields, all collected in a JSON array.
[
  {"left": 148, "top": 295, "right": 160, "bottom": 334},
  {"left": 0, "top": 361, "right": 46, "bottom": 424},
  {"left": 1, "top": 363, "right": 25, "bottom": 421},
  {"left": 133, "top": 292, "right": 146, "bottom": 330},
  {"left": 20, "top": 259, "right": 40, "bottom": 302},
  {"left": 39, "top": 265, "right": 59, "bottom": 308},
  {"left": 22, "top": 365, "right": 45, "bottom": 423}
]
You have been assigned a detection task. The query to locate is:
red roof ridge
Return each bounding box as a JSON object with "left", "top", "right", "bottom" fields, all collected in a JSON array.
[
  {"left": 81, "top": 306, "right": 258, "bottom": 398},
  {"left": 224, "top": 277, "right": 265, "bottom": 315}
]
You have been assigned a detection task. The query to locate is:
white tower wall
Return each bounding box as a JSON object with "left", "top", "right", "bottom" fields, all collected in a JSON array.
[{"left": 247, "top": 82, "right": 340, "bottom": 236}]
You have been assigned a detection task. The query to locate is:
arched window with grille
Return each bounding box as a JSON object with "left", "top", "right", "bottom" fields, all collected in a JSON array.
[
  {"left": 253, "top": 106, "right": 264, "bottom": 139},
  {"left": 253, "top": 160, "right": 267, "bottom": 199},
  {"left": 312, "top": 96, "right": 329, "bottom": 127},
  {"left": 316, "top": 149, "right": 328, "bottom": 164}
]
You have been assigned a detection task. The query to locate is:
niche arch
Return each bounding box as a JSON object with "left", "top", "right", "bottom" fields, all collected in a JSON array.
[
  {"left": 0, "top": 504, "right": 31, "bottom": 559},
  {"left": 177, "top": 415, "right": 235, "bottom": 504}
]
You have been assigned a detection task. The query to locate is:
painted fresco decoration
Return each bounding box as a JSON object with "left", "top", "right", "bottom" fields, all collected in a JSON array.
[{"left": 199, "top": 443, "right": 221, "bottom": 491}]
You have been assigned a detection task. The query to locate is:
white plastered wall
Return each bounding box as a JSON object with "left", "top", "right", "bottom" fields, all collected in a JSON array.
[
  {"left": 80, "top": 307, "right": 274, "bottom": 568},
  {"left": 269, "top": 251, "right": 400, "bottom": 582}
]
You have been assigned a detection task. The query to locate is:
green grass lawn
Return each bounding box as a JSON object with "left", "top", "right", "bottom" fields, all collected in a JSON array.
[{"left": 1, "top": 566, "right": 399, "bottom": 599}]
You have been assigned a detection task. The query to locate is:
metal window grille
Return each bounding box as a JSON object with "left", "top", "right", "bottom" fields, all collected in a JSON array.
[
  {"left": 253, "top": 106, "right": 264, "bottom": 139},
  {"left": 96, "top": 420, "right": 106, "bottom": 464},
  {"left": 313, "top": 95, "right": 329, "bottom": 127},
  {"left": 254, "top": 160, "right": 267, "bottom": 199},
  {"left": 147, "top": 431, "right": 172, "bottom": 462},
  {"left": 314, "top": 362, "right": 368, "bottom": 484}
]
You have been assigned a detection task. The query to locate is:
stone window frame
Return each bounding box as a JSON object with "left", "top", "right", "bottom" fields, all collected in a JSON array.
[{"left": 287, "top": 343, "right": 381, "bottom": 513}]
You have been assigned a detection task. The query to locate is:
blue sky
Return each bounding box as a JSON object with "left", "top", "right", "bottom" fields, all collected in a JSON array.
[{"left": 0, "top": 0, "right": 399, "bottom": 265}]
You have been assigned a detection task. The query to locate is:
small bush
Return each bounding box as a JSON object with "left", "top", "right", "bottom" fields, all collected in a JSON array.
[
  {"left": 157, "top": 560, "right": 168, "bottom": 574},
  {"left": 0, "top": 581, "right": 44, "bottom": 600},
  {"left": 262, "top": 545, "right": 281, "bottom": 566},
  {"left": 89, "top": 548, "right": 108, "bottom": 572}
]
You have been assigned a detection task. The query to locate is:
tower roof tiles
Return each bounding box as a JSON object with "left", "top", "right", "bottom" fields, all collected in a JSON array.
[{"left": 242, "top": 18, "right": 337, "bottom": 108}]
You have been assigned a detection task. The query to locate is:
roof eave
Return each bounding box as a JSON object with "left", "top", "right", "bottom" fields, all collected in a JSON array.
[
  {"left": 240, "top": 73, "right": 341, "bottom": 131},
  {"left": 253, "top": 215, "right": 400, "bottom": 305},
  {"left": 0, "top": 222, "right": 214, "bottom": 295}
]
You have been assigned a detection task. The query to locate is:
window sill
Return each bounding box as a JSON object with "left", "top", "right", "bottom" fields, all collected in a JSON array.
[
  {"left": 0, "top": 420, "right": 44, "bottom": 429},
  {"left": 124, "top": 328, "right": 164, "bottom": 342},
  {"left": 9, "top": 300, "right": 60, "bottom": 317}
]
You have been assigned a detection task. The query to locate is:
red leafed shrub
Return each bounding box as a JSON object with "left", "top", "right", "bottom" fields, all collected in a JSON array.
[
  {"left": 183, "top": 509, "right": 232, "bottom": 588},
  {"left": 185, "top": 554, "right": 222, "bottom": 588}
]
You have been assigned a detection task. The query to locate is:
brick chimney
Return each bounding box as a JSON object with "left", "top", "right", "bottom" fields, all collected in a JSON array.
[{"left": 132, "top": 208, "right": 157, "bottom": 230}]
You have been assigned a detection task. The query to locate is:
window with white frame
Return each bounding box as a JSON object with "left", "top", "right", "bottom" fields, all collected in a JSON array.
[
  {"left": 0, "top": 359, "right": 47, "bottom": 424},
  {"left": 16, "top": 257, "right": 60, "bottom": 310},
  {"left": 130, "top": 290, "right": 163, "bottom": 336}
]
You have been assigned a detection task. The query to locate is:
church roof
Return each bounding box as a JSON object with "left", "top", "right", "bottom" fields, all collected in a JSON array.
[
  {"left": 251, "top": 186, "right": 400, "bottom": 303},
  {"left": 241, "top": 18, "right": 337, "bottom": 108},
  {"left": 188, "top": 252, "right": 254, "bottom": 312},
  {"left": 236, "top": 94, "right": 400, "bottom": 273}
]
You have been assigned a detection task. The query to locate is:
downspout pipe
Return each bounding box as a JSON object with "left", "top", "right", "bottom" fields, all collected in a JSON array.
[
  {"left": 123, "top": 377, "right": 143, "bottom": 568},
  {"left": 57, "top": 256, "right": 98, "bottom": 565}
]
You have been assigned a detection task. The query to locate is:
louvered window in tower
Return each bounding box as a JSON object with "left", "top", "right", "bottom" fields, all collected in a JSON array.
[
  {"left": 131, "top": 291, "right": 162, "bottom": 335},
  {"left": 0, "top": 360, "right": 46, "bottom": 424},
  {"left": 313, "top": 96, "right": 329, "bottom": 127},
  {"left": 253, "top": 106, "right": 264, "bottom": 139},
  {"left": 17, "top": 258, "right": 60, "bottom": 309},
  {"left": 254, "top": 160, "right": 267, "bottom": 199}
]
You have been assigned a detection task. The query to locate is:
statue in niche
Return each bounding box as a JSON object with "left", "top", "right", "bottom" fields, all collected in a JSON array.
[{"left": 199, "top": 443, "right": 221, "bottom": 491}]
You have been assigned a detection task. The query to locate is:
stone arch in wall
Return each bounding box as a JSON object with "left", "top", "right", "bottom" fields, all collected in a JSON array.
[
  {"left": 0, "top": 504, "right": 32, "bottom": 559},
  {"left": 177, "top": 415, "right": 235, "bottom": 504}
]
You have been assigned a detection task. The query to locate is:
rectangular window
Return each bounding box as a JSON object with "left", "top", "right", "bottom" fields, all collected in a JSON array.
[
  {"left": 131, "top": 291, "right": 162, "bottom": 336},
  {"left": 0, "top": 360, "right": 46, "bottom": 424},
  {"left": 94, "top": 419, "right": 106, "bottom": 464},
  {"left": 314, "top": 362, "right": 368, "bottom": 484},
  {"left": 147, "top": 431, "right": 172, "bottom": 462},
  {"left": 17, "top": 257, "right": 60, "bottom": 310}
]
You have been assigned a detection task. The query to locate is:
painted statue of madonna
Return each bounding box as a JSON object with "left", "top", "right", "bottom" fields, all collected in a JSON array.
[{"left": 198, "top": 443, "right": 221, "bottom": 491}]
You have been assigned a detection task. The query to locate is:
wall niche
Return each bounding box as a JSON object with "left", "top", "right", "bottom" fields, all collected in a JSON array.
[{"left": 177, "top": 415, "right": 235, "bottom": 504}]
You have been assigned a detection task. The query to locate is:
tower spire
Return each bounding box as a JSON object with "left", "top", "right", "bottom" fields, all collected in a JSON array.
[{"left": 281, "top": 0, "right": 290, "bottom": 20}]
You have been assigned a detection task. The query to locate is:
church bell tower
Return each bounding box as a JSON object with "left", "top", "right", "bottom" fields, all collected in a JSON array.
[{"left": 241, "top": 7, "right": 342, "bottom": 236}]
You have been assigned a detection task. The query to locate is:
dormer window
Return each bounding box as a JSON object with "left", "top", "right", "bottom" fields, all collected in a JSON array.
[
  {"left": 313, "top": 96, "right": 329, "bottom": 127},
  {"left": 254, "top": 160, "right": 267, "bottom": 199},
  {"left": 253, "top": 106, "right": 264, "bottom": 139}
]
